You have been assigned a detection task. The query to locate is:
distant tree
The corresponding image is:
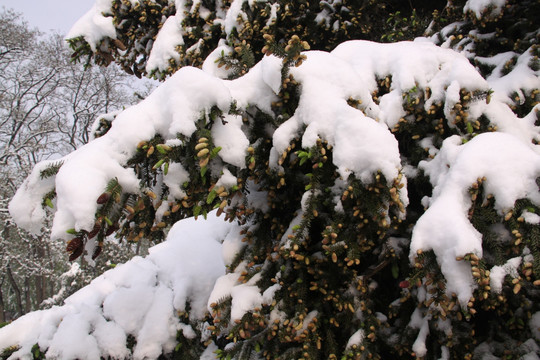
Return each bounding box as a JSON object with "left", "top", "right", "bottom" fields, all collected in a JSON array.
[{"left": 0, "top": 9, "right": 143, "bottom": 322}]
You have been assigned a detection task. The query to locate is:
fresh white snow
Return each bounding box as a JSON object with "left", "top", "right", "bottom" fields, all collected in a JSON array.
[
  {"left": 3, "top": 11, "right": 540, "bottom": 356},
  {"left": 66, "top": 0, "right": 116, "bottom": 51},
  {"left": 0, "top": 212, "right": 231, "bottom": 360},
  {"left": 413, "top": 132, "right": 540, "bottom": 305}
]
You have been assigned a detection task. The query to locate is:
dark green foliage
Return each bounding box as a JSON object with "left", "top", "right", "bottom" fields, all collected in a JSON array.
[
  {"left": 31, "top": 344, "right": 45, "bottom": 360},
  {"left": 91, "top": 114, "right": 116, "bottom": 139},
  {"left": 0, "top": 343, "right": 43, "bottom": 360},
  {"left": 0, "top": 346, "right": 17, "bottom": 360},
  {"left": 39, "top": 161, "right": 64, "bottom": 180},
  {"left": 67, "top": 0, "right": 449, "bottom": 80},
  {"left": 380, "top": 9, "right": 428, "bottom": 42},
  {"left": 434, "top": 0, "right": 540, "bottom": 116}
]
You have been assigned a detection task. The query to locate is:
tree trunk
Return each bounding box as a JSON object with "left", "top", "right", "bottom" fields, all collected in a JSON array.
[
  {"left": 44, "top": 242, "right": 55, "bottom": 304},
  {"left": 35, "top": 242, "right": 46, "bottom": 307},
  {"left": 6, "top": 264, "right": 23, "bottom": 317},
  {"left": 35, "top": 275, "right": 44, "bottom": 307},
  {"left": 24, "top": 276, "right": 31, "bottom": 313},
  {"left": 0, "top": 279, "right": 5, "bottom": 323}
]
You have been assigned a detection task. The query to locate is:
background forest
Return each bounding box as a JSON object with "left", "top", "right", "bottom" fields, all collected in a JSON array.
[{"left": 0, "top": 8, "right": 154, "bottom": 322}]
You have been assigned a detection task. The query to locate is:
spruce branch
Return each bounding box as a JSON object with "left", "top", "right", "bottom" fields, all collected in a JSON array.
[{"left": 39, "top": 161, "right": 64, "bottom": 180}]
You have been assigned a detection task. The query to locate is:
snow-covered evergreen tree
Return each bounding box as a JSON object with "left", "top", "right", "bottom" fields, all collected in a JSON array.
[{"left": 1, "top": 0, "right": 539, "bottom": 359}]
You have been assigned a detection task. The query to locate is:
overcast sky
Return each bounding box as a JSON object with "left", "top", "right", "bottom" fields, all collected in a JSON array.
[{"left": 1, "top": 0, "right": 96, "bottom": 35}]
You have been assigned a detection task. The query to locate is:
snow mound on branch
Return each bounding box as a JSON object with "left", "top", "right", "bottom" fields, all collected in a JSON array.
[
  {"left": 66, "top": 0, "right": 116, "bottom": 51},
  {"left": 7, "top": 38, "right": 540, "bottom": 358},
  {"left": 10, "top": 67, "right": 233, "bottom": 241},
  {"left": 0, "top": 213, "right": 231, "bottom": 360},
  {"left": 476, "top": 48, "right": 540, "bottom": 106},
  {"left": 464, "top": 0, "right": 507, "bottom": 19},
  {"left": 10, "top": 40, "right": 493, "bottom": 240},
  {"left": 412, "top": 132, "right": 540, "bottom": 305},
  {"left": 473, "top": 48, "right": 540, "bottom": 145},
  {"left": 7, "top": 160, "right": 60, "bottom": 234},
  {"left": 271, "top": 40, "right": 490, "bottom": 187},
  {"left": 331, "top": 40, "right": 489, "bottom": 128},
  {"left": 146, "top": 12, "right": 185, "bottom": 74},
  {"left": 271, "top": 49, "right": 402, "bottom": 184}
]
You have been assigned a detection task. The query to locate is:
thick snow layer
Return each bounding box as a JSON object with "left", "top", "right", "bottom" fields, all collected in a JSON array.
[
  {"left": 6, "top": 37, "right": 540, "bottom": 358},
  {"left": 13, "top": 41, "right": 489, "bottom": 242},
  {"left": 211, "top": 114, "right": 249, "bottom": 168},
  {"left": 146, "top": 13, "right": 185, "bottom": 74},
  {"left": 219, "top": 0, "right": 249, "bottom": 38},
  {"left": 0, "top": 212, "right": 231, "bottom": 360},
  {"left": 66, "top": 0, "right": 116, "bottom": 51},
  {"left": 271, "top": 49, "right": 401, "bottom": 184},
  {"left": 412, "top": 133, "right": 540, "bottom": 305},
  {"left": 331, "top": 40, "right": 489, "bottom": 128},
  {"left": 163, "top": 162, "right": 190, "bottom": 199},
  {"left": 11, "top": 38, "right": 540, "bottom": 308},
  {"left": 473, "top": 48, "right": 540, "bottom": 145},
  {"left": 8, "top": 160, "right": 60, "bottom": 234},
  {"left": 224, "top": 54, "right": 282, "bottom": 113},
  {"left": 523, "top": 211, "right": 540, "bottom": 224},
  {"left": 208, "top": 271, "right": 274, "bottom": 322},
  {"left": 477, "top": 49, "right": 540, "bottom": 106},
  {"left": 10, "top": 67, "right": 232, "bottom": 241},
  {"left": 202, "top": 41, "right": 234, "bottom": 79}
]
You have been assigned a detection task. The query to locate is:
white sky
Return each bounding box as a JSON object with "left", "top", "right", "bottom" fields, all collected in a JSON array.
[{"left": 0, "top": 0, "right": 96, "bottom": 34}]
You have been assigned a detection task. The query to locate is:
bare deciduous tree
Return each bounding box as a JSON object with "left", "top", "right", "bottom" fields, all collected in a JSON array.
[{"left": 0, "top": 8, "right": 147, "bottom": 322}]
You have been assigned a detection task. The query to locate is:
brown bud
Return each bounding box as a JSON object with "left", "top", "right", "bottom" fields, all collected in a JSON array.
[
  {"left": 97, "top": 192, "right": 111, "bottom": 204},
  {"left": 69, "top": 246, "right": 84, "bottom": 262},
  {"left": 199, "top": 157, "right": 210, "bottom": 168},
  {"left": 87, "top": 223, "right": 101, "bottom": 239},
  {"left": 105, "top": 223, "right": 119, "bottom": 236},
  {"left": 112, "top": 39, "right": 127, "bottom": 51},
  {"left": 195, "top": 142, "right": 208, "bottom": 151},
  {"left": 91, "top": 245, "right": 102, "bottom": 260},
  {"left": 66, "top": 237, "right": 83, "bottom": 253}
]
